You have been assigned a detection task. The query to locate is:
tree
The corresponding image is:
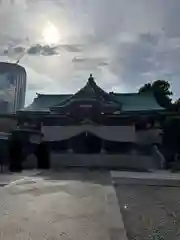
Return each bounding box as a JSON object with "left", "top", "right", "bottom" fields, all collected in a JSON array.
[
  {"left": 172, "top": 98, "right": 180, "bottom": 112},
  {"left": 162, "top": 117, "right": 180, "bottom": 164},
  {"left": 139, "top": 80, "right": 172, "bottom": 109}
]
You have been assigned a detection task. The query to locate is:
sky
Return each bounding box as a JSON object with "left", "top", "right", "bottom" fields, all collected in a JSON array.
[{"left": 0, "top": 0, "right": 180, "bottom": 105}]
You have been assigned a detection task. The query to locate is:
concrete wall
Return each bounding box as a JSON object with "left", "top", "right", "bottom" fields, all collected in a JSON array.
[{"left": 50, "top": 153, "right": 156, "bottom": 170}]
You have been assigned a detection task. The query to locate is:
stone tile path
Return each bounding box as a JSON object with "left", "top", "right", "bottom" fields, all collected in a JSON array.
[
  {"left": 111, "top": 170, "right": 180, "bottom": 180},
  {"left": 0, "top": 170, "right": 127, "bottom": 240}
]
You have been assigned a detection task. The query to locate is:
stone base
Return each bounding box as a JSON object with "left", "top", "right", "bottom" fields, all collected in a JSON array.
[{"left": 50, "top": 153, "right": 155, "bottom": 170}]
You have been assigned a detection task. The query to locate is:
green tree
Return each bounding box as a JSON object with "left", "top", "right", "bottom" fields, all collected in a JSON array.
[
  {"left": 162, "top": 117, "right": 180, "bottom": 163},
  {"left": 139, "top": 80, "right": 172, "bottom": 108},
  {"left": 172, "top": 98, "right": 180, "bottom": 112}
]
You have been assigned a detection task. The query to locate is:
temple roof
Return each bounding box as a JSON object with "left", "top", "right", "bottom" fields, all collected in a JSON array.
[
  {"left": 25, "top": 75, "right": 165, "bottom": 112},
  {"left": 51, "top": 74, "right": 120, "bottom": 109},
  {"left": 112, "top": 93, "right": 164, "bottom": 112},
  {"left": 25, "top": 94, "right": 71, "bottom": 111}
]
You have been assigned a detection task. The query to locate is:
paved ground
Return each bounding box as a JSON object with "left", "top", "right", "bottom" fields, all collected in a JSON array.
[
  {"left": 111, "top": 170, "right": 180, "bottom": 180},
  {"left": 1, "top": 169, "right": 180, "bottom": 240},
  {"left": 0, "top": 170, "right": 41, "bottom": 185},
  {"left": 115, "top": 178, "right": 180, "bottom": 240},
  {"left": 111, "top": 170, "right": 180, "bottom": 186},
  {"left": 0, "top": 170, "right": 127, "bottom": 240}
]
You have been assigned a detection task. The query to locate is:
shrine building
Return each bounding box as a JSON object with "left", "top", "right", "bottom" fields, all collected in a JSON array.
[{"left": 16, "top": 74, "right": 165, "bottom": 159}]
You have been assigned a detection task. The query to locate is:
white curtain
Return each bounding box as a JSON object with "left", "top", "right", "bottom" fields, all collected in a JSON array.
[{"left": 42, "top": 125, "right": 136, "bottom": 142}]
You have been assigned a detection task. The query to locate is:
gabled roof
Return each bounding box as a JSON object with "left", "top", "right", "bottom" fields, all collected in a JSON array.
[
  {"left": 25, "top": 75, "right": 165, "bottom": 112},
  {"left": 112, "top": 93, "right": 164, "bottom": 112},
  {"left": 52, "top": 74, "right": 120, "bottom": 108},
  {"left": 26, "top": 94, "right": 71, "bottom": 111}
]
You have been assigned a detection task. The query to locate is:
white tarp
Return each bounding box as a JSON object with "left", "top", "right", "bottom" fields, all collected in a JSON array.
[{"left": 42, "top": 125, "right": 136, "bottom": 142}]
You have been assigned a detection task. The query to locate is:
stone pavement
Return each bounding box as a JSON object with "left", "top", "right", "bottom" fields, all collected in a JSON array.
[
  {"left": 111, "top": 170, "right": 180, "bottom": 180},
  {"left": 0, "top": 170, "right": 128, "bottom": 240},
  {"left": 111, "top": 170, "right": 180, "bottom": 186},
  {"left": 0, "top": 170, "right": 41, "bottom": 186}
]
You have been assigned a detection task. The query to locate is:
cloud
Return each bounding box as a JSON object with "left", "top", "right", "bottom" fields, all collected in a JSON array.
[
  {"left": 27, "top": 44, "right": 59, "bottom": 56},
  {"left": 2, "top": 43, "right": 83, "bottom": 56},
  {"left": 2, "top": 44, "right": 59, "bottom": 56},
  {"left": 72, "top": 57, "right": 108, "bottom": 67},
  {"left": 110, "top": 31, "right": 180, "bottom": 93},
  {"left": 0, "top": 0, "right": 180, "bottom": 105},
  {"left": 59, "top": 44, "right": 83, "bottom": 52}
]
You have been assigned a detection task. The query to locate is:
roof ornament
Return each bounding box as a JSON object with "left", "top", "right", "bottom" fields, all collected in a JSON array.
[{"left": 88, "top": 74, "right": 96, "bottom": 85}]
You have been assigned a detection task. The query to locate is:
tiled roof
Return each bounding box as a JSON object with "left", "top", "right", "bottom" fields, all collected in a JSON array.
[
  {"left": 52, "top": 74, "right": 120, "bottom": 108},
  {"left": 26, "top": 94, "right": 72, "bottom": 111},
  {"left": 0, "top": 62, "right": 26, "bottom": 73},
  {"left": 112, "top": 93, "right": 165, "bottom": 112},
  {"left": 26, "top": 92, "right": 164, "bottom": 112},
  {"left": 25, "top": 75, "right": 164, "bottom": 112}
]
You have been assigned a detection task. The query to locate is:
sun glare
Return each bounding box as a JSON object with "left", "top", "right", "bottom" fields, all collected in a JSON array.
[{"left": 42, "top": 22, "right": 61, "bottom": 45}]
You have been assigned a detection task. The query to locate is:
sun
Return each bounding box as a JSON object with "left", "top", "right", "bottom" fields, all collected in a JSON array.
[{"left": 42, "top": 22, "right": 61, "bottom": 45}]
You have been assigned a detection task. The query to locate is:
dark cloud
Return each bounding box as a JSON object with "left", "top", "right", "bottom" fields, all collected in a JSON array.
[
  {"left": 3, "top": 49, "right": 8, "bottom": 55},
  {"left": 27, "top": 44, "right": 59, "bottom": 56},
  {"left": 13, "top": 46, "right": 26, "bottom": 53},
  {"left": 27, "top": 45, "right": 40, "bottom": 55},
  {"left": 2, "top": 43, "right": 83, "bottom": 56},
  {"left": 2, "top": 44, "right": 59, "bottom": 56}
]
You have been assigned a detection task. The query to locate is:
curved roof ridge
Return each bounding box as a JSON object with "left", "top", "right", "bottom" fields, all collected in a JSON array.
[
  {"left": 112, "top": 92, "right": 138, "bottom": 95},
  {"left": 51, "top": 74, "right": 120, "bottom": 108},
  {"left": 24, "top": 75, "right": 164, "bottom": 112},
  {"left": 36, "top": 93, "right": 72, "bottom": 97}
]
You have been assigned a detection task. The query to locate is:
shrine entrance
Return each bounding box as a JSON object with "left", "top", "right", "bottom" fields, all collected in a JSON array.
[{"left": 71, "top": 131, "right": 101, "bottom": 154}]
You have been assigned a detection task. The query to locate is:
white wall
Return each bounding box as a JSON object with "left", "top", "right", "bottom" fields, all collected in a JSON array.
[{"left": 42, "top": 125, "right": 162, "bottom": 145}]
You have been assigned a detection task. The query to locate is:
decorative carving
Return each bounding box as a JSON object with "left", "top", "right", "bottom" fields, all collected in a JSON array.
[{"left": 88, "top": 74, "right": 95, "bottom": 85}]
